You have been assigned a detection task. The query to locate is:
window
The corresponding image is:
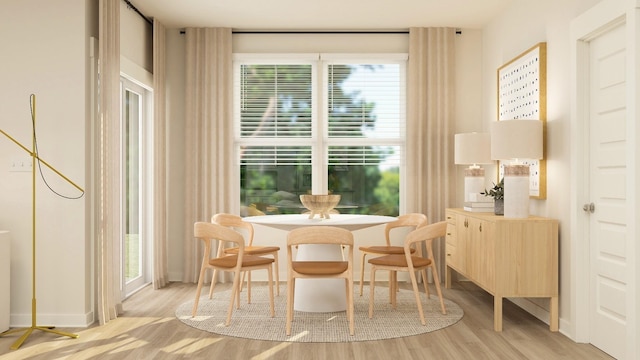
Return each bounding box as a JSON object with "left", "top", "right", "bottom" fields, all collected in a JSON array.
[{"left": 235, "top": 54, "right": 406, "bottom": 216}]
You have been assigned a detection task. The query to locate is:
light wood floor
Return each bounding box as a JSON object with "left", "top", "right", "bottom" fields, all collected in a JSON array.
[{"left": 0, "top": 281, "right": 613, "bottom": 360}]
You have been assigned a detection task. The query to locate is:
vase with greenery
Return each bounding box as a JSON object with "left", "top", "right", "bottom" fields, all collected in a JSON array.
[{"left": 481, "top": 178, "right": 504, "bottom": 215}]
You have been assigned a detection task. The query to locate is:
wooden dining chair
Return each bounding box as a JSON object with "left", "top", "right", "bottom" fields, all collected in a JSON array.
[
  {"left": 358, "top": 213, "right": 427, "bottom": 296},
  {"left": 286, "top": 226, "right": 355, "bottom": 336},
  {"left": 368, "top": 221, "right": 447, "bottom": 326},
  {"left": 191, "top": 221, "right": 275, "bottom": 326},
  {"left": 212, "top": 213, "right": 281, "bottom": 300}
]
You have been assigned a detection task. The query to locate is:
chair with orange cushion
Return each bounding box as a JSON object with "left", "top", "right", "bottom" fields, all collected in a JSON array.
[
  {"left": 368, "top": 221, "right": 447, "bottom": 325},
  {"left": 358, "top": 213, "right": 427, "bottom": 296},
  {"left": 212, "top": 213, "right": 281, "bottom": 301},
  {"left": 286, "top": 226, "right": 355, "bottom": 336},
  {"left": 191, "top": 221, "right": 275, "bottom": 326}
]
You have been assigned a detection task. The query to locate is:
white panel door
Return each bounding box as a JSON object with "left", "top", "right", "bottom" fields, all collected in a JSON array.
[{"left": 588, "top": 22, "right": 628, "bottom": 360}]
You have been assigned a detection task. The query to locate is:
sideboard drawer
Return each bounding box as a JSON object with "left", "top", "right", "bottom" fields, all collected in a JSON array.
[{"left": 445, "top": 223, "right": 457, "bottom": 247}]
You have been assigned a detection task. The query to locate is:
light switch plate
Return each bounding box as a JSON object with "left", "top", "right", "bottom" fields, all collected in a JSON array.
[{"left": 9, "top": 156, "right": 33, "bottom": 172}]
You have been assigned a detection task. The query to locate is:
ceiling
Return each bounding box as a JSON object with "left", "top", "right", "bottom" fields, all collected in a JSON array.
[{"left": 130, "top": 0, "right": 514, "bottom": 30}]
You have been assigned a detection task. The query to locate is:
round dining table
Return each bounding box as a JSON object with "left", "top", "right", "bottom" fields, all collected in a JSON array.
[{"left": 244, "top": 214, "right": 395, "bottom": 312}]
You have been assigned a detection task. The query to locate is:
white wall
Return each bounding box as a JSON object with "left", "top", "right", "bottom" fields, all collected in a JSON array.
[
  {"left": 120, "top": 0, "right": 153, "bottom": 75},
  {"left": 481, "top": 0, "right": 602, "bottom": 338},
  {"left": 0, "top": 0, "right": 97, "bottom": 326},
  {"left": 453, "top": 29, "right": 486, "bottom": 204}
]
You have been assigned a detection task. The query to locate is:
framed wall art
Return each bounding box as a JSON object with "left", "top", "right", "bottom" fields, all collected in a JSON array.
[{"left": 497, "top": 42, "right": 547, "bottom": 199}]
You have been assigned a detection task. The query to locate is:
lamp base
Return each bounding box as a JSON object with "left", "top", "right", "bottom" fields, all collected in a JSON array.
[
  {"left": 464, "top": 167, "right": 486, "bottom": 203},
  {"left": 504, "top": 164, "right": 530, "bottom": 218}
]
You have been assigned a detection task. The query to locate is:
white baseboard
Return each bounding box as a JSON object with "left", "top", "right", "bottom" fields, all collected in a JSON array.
[{"left": 10, "top": 311, "right": 94, "bottom": 328}]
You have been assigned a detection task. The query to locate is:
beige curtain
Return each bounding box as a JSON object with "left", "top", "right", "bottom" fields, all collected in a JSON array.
[
  {"left": 152, "top": 19, "right": 169, "bottom": 289},
  {"left": 182, "top": 28, "right": 234, "bottom": 283},
  {"left": 97, "top": 0, "right": 122, "bottom": 325},
  {"left": 406, "top": 27, "right": 456, "bottom": 279}
]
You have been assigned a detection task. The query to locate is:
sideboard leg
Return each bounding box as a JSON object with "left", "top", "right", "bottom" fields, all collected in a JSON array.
[
  {"left": 494, "top": 295, "right": 503, "bottom": 332},
  {"left": 550, "top": 296, "right": 559, "bottom": 331}
]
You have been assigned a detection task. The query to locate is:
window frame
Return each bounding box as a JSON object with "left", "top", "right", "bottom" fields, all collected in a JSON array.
[{"left": 233, "top": 53, "right": 407, "bottom": 215}]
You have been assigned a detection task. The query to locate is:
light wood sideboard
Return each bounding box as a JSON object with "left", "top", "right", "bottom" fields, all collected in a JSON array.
[{"left": 444, "top": 208, "right": 558, "bottom": 332}]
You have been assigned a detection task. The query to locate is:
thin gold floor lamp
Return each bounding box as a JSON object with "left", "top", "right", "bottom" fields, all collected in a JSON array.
[{"left": 0, "top": 94, "right": 84, "bottom": 350}]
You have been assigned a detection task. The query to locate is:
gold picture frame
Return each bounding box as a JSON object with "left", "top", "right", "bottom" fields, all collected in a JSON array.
[{"left": 497, "top": 42, "right": 547, "bottom": 199}]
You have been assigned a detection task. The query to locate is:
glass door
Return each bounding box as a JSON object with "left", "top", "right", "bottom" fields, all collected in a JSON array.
[{"left": 121, "top": 78, "right": 149, "bottom": 296}]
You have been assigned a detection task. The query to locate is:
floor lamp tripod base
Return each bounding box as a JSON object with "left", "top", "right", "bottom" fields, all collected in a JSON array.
[{"left": 3, "top": 325, "right": 79, "bottom": 351}]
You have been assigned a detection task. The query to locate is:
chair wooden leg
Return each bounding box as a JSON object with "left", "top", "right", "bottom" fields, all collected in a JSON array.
[
  {"left": 208, "top": 269, "right": 219, "bottom": 299},
  {"left": 286, "top": 277, "right": 294, "bottom": 336},
  {"left": 291, "top": 278, "right": 296, "bottom": 317},
  {"left": 369, "top": 266, "right": 377, "bottom": 319},
  {"left": 239, "top": 271, "right": 247, "bottom": 293},
  {"left": 390, "top": 271, "right": 398, "bottom": 309},
  {"left": 359, "top": 252, "right": 367, "bottom": 296},
  {"left": 267, "top": 265, "right": 275, "bottom": 317},
  {"left": 409, "top": 269, "right": 426, "bottom": 325},
  {"left": 226, "top": 270, "right": 243, "bottom": 326},
  {"left": 247, "top": 271, "right": 252, "bottom": 304},
  {"left": 236, "top": 279, "right": 241, "bottom": 309},
  {"left": 346, "top": 278, "right": 354, "bottom": 335},
  {"left": 388, "top": 271, "right": 393, "bottom": 305},
  {"left": 430, "top": 264, "right": 447, "bottom": 314},
  {"left": 420, "top": 269, "right": 430, "bottom": 298},
  {"left": 272, "top": 253, "right": 280, "bottom": 296},
  {"left": 192, "top": 264, "right": 208, "bottom": 317}
]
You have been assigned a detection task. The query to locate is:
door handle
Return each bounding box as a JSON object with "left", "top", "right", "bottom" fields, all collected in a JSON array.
[{"left": 582, "top": 202, "right": 595, "bottom": 213}]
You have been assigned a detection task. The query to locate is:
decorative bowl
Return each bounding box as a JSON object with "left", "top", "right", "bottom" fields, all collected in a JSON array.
[{"left": 299, "top": 194, "right": 341, "bottom": 219}]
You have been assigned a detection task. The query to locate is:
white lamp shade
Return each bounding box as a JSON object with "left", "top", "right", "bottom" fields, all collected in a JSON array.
[
  {"left": 455, "top": 132, "right": 492, "bottom": 165},
  {"left": 490, "top": 120, "right": 543, "bottom": 160}
]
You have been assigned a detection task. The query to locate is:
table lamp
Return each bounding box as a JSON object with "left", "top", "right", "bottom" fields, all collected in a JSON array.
[
  {"left": 490, "top": 119, "right": 543, "bottom": 218},
  {"left": 454, "top": 132, "right": 493, "bottom": 203}
]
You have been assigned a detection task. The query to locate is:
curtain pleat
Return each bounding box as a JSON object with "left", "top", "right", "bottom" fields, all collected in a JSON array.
[
  {"left": 152, "top": 19, "right": 169, "bottom": 289},
  {"left": 97, "top": 0, "right": 122, "bottom": 325},
  {"left": 407, "top": 27, "right": 456, "bottom": 279},
  {"left": 182, "top": 28, "right": 234, "bottom": 283}
]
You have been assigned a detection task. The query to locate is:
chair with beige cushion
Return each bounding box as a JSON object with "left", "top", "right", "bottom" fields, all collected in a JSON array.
[
  {"left": 368, "top": 221, "right": 447, "bottom": 325},
  {"left": 286, "top": 226, "right": 355, "bottom": 336},
  {"left": 358, "top": 213, "right": 427, "bottom": 296},
  {"left": 213, "top": 213, "right": 280, "bottom": 301},
  {"left": 191, "top": 221, "right": 275, "bottom": 326}
]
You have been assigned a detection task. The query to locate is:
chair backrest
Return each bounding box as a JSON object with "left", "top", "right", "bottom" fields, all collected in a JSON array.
[
  {"left": 403, "top": 221, "right": 447, "bottom": 260},
  {"left": 287, "top": 226, "right": 354, "bottom": 275},
  {"left": 212, "top": 213, "right": 255, "bottom": 246},
  {"left": 287, "top": 226, "right": 354, "bottom": 247},
  {"left": 384, "top": 213, "right": 428, "bottom": 246},
  {"left": 194, "top": 221, "right": 246, "bottom": 258}
]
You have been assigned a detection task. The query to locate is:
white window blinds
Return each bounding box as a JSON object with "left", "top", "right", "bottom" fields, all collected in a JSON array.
[
  {"left": 327, "top": 63, "right": 403, "bottom": 139},
  {"left": 235, "top": 54, "right": 405, "bottom": 194},
  {"left": 239, "top": 64, "right": 313, "bottom": 138}
]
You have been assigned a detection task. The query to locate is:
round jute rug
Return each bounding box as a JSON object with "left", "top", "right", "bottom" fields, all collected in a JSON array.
[{"left": 176, "top": 286, "right": 463, "bottom": 343}]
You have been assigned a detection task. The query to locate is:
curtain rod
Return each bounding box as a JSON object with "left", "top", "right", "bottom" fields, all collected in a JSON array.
[
  {"left": 179, "top": 30, "right": 408, "bottom": 35},
  {"left": 123, "top": 0, "right": 153, "bottom": 26},
  {"left": 234, "top": 30, "right": 409, "bottom": 34},
  {"left": 179, "top": 29, "right": 462, "bottom": 35}
]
